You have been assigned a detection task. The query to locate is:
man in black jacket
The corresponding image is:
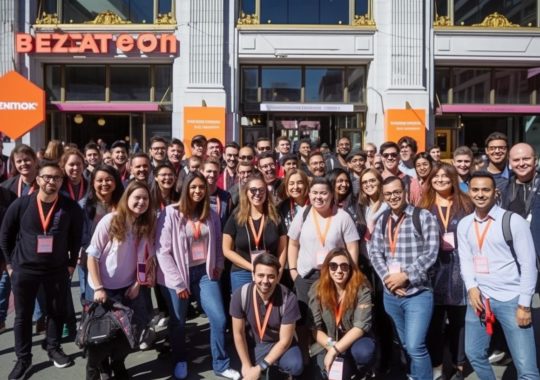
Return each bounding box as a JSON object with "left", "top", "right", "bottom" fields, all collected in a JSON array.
[{"left": 0, "top": 161, "right": 83, "bottom": 380}]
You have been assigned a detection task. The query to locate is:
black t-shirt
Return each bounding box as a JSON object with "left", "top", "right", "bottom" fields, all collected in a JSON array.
[
  {"left": 223, "top": 213, "right": 287, "bottom": 272},
  {"left": 507, "top": 182, "right": 528, "bottom": 217}
]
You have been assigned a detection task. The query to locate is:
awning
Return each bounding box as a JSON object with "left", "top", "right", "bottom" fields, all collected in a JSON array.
[
  {"left": 437, "top": 104, "right": 540, "bottom": 114},
  {"left": 53, "top": 103, "right": 160, "bottom": 112}
]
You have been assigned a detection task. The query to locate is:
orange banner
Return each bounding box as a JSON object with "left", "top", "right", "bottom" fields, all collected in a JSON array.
[
  {"left": 385, "top": 109, "right": 426, "bottom": 151},
  {"left": 183, "top": 107, "right": 226, "bottom": 155}
]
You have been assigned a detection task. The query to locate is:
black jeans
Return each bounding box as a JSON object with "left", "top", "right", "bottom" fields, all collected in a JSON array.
[
  {"left": 12, "top": 269, "right": 70, "bottom": 359},
  {"left": 427, "top": 304, "right": 467, "bottom": 367}
]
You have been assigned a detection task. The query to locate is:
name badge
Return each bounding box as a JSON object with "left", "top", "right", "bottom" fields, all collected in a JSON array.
[
  {"left": 328, "top": 357, "right": 344, "bottom": 380},
  {"left": 138, "top": 263, "right": 146, "bottom": 282},
  {"left": 316, "top": 249, "right": 329, "bottom": 268},
  {"left": 250, "top": 249, "right": 266, "bottom": 262},
  {"left": 191, "top": 240, "right": 206, "bottom": 261},
  {"left": 441, "top": 232, "right": 455, "bottom": 251},
  {"left": 37, "top": 235, "right": 53, "bottom": 254},
  {"left": 388, "top": 260, "right": 401, "bottom": 274},
  {"left": 474, "top": 256, "right": 489, "bottom": 274}
]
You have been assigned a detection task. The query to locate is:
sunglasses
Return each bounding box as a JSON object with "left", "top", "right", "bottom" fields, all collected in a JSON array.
[
  {"left": 328, "top": 262, "right": 350, "bottom": 272},
  {"left": 239, "top": 155, "right": 253, "bottom": 160},
  {"left": 248, "top": 187, "right": 266, "bottom": 195},
  {"left": 258, "top": 146, "right": 272, "bottom": 151},
  {"left": 382, "top": 152, "right": 398, "bottom": 159}
]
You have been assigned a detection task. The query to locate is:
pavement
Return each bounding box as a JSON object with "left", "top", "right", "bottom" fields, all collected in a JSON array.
[{"left": 0, "top": 273, "right": 514, "bottom": 380}]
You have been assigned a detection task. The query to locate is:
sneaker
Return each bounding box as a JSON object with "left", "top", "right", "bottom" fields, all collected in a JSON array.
[
  {"left": 8, "top": 358, "right": 31, "bottom": 380},
  {"left": 488, "top": 350, "right": 505, "bottom": 364},
  {"left": 450, "top": 370, "right": 464, "bottom": 380},
  {"left": 433, "top": 365, "right": 443, "bottom": 380},
  {"left": 157, "top": 316, "right": 169, "bottom": 328},
  {"left": 217, "top": 368, "right": 241, "bottom": 380},
  {"left": 47, "top": 347, "right": 73, "bottom": 368},
  {"left": 174, "top": 361, "right": 188, "bottom": 380},
  {"left": 139, "top": 327, "right": 156, "bottom": 350},
  {"left": 0, "top": 321, "right": 7, "bottom": 334}
]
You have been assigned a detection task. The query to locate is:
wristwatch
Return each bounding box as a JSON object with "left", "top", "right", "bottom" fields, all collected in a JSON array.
[
  {"left": 518, "top": 305, "right": 532, "bottom": 312},
  {"left": 258, "top": 359, "right": 270, "bottom": 371},
  {"left": 326, "top": 337, "right": 335, "bottom": 348}
]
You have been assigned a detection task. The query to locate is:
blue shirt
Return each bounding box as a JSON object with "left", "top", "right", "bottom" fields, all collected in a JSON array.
[{"left": 457, "top": 205, "right": 537, "bottom": 306}]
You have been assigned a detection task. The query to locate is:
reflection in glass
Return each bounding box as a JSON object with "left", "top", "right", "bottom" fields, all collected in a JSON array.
[
  {"left": 261, "top": 67, "right": 301, "bottom": 101},
  {"left": 146, "top": 113, "right": 172, "bottom": 144},
  {"left": 435, "top": 68, "right": 450, "bottom": 104},
  {"left": 433, "top": 0, "right": 448, "bottom": 18},
  {"left": 155, "top": 65, "right": 172, "bottom": 102},
  {"left": 110, "top": 66, "right": 150, "bottom": 101},
  {"left": 524, "top": 116, "right": 540, "bottom": 154},
  {"left": 242, "top": 67, "right": 259, "bottom": 104},
  {"left": 240, "top": 0, "right": 256, "bottom": 14},
  {"left": 261, "top": 0, "right": 349, "bottom": 24},
  {"left": 454, "top": 0, "right": 537, "bottom": 26},
  {"left": 45, "top": 65, "right": 61, "bottom": 101},
  {"left": 63, "top": 0, "right": 154, "bottom": 23},
  {"left": 65, "top": 66, "right": 105, "bottom": 101},
  {"left": 355, "top": 0, "right": 369, "bottom": 15},
  {"left": 305, "top": 68, "right": 344, "bottom": 102},
  {"left": 452, "top": 68, "right": 490, "bottom": 104},
  {"left": 348, "top": 67, "right": 366, "bottom": 104},
  {"left": 494, "top": 69, "right": 530, "bottom": 104},
  {"left": 42, "top": 0, "right": 58, "bottom": 13},
  {"left": 158, "top": 0, "right": 173, "bottom": 14}
]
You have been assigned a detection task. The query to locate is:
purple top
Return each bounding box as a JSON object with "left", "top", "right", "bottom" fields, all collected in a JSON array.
[{"left": 155, "top": 205, "right": 224, "bottom": 292}]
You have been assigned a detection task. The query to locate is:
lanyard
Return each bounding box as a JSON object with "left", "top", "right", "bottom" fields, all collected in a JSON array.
[
  {"left": 67, "top": 180, "right": 84, "bottom": 201},
  {"left": 214, "top": 194, "right": 221, "bottom": 216},
  {"left": 37, "top": 197, "right": 58, "bottom": 234},
  {"left": 17, "top": 176, "right": 35, "bottom": 197},
  {"left": 248, "top": 215, "right": 265, "bottom": 250},
  {"left": 189, "top": 219, "right": 202, "bottom": 240},
  {"left": 436, "top": 201, "right": 452, "bottom": 233},
  {"left": 312, "top": 209, "right": 332, "bottom": 248},
  {"left": 474, "top": 218, "right": 493, "bottom": 253},
  {"left": 119, "top": 167, "right": 128, "bottom": 182},
  {"left": 289, "top": 199, "right": 296, "bottom": 220},
  {"left": 387, "top": 214, "right": 405, "bottom": 258},
  {"left": 335, "top": 299, "right": 344, "bottom": 327},
  {"left": 253, "top": 287, "right": 273, "bottom": 342}
]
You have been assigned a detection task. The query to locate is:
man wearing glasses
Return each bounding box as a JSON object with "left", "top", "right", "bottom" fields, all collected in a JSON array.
[
  {"left": 256, "top": 138, "right": 273, "bottom": 157},
  {"left": 257, "top": 153, "right": 282, "bottom": 204},
  {"left": 369, "top": 176, "right": 439, "bottom": 380},
  {"left": 218, "top": 142, "right": 240, "bottom": 191},
  {"left": 149, "top": 136, "right": 168, "bottom": 169},
  {"left": 379, "top": 142, "right": 413, "bottom": 201},
  {"left": 0, "top": 162, "right": 83, "bottom": 380},
  {"left": 484, "top": 132, "right": 511, "bottom": 193}
]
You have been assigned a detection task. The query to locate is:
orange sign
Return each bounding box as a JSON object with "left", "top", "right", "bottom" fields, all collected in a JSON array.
[
  {"left": 0, "top": 71, "right": 45, "bottom": 140},
  {"left": 183, "top": 107, "right": 226, "bottom": 154},
  {"left": 385, "top": 109, "right": 426, "bottom": 151},
  {"left": 16, "top": 33, "right": 178, "bottom": 54}
]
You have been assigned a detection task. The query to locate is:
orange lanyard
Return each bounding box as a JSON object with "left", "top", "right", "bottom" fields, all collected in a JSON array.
[
  {"left": 387, "top": 214, "right": 405, "bottom": 258},
  {"left": 248, "top": 215, "right": 265, "bottom": 250},
  {"left": 312, "top": 210, "right": 332, "bottom": 248},
  {"left": 436, "top": 202, "right": 452, "bottom": 233},
  {"left": 253, "top": 287, "right": 273, "bottom": 342},
  {"left": 17, "top": 176, "right": 35, "bottom": 197},
  {"left": 335, "top": 300, "right": 344, "bottom": 327},
  {"left": 188, "top": 220, "right": 202, "bottom": 240},
  {"left": 67, "top": 180, "right": 84, "bottom": 201},
  {"left": 37, "top": 197, "right": 58, "bottom": 234},
  {"left": 474, "top": 218, "right": 493, "bottom": 253}
]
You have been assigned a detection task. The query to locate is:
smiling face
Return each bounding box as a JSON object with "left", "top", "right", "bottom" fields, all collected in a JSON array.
[
  {"left": 258, "top": 157, "right": 276, "bottom": 183},
  {"left": 224, "top": 146, "right": 239, "bottom": 169},
  {"left": 287, "top": 173, "right": 306, "bottom": 201},
  {"left": 14, "top": 152, "right": 36, "bottom": 176},
  {"left": 188, "top": 177, "right": 206, "bottom": 203},
  {"left": 299, "top": 142, "right": 311, "bottom": 158},
  {"left": 167, "top": 144, "right": 184, "bottom": 165},
  {"left": 400, "top": 143, "right": 413, "bottom": 162},
  {"left": 382, "top": 178, "right": 406, "bottom": 213},
  {"left": 415, "top": 157, "right": 432, "bottom": 180},
  {"left": 348, "top": 155, "right": 366, "bottom": 175},
  {"left": 112, "top": 147, "right": 127, "bottom": 166},
  {"left": 130, "top": 157, "right": 150, "bottom": 182},
  {"left": 253, "top": 264, "right": 278, "bottom": 297},
  {"left": 381, "top": 147, "right": 399, "bottom": 172},
  {"left": 335, "top": 173, "right": 350, "bottom": 197},
  {"left": 431, "top": 168, "right": 453, "bottom": 196},
  {"left": 85, "top": 149, "right": 101, "bottom": 167},
  {"left": 246, "top": 178, "right": 267, "bottom": 208},
  {"left": 102, "top": 152, "right": 113, "bottom": 166},
  {"left": 64, "top": 154, "right": 84, "bottom": 182},
  {"left": 276, "top": 139, "right": 291, "bottom": 155},
  {"left": 202, "top": 162, "right": 220, "bottom": 186},
  {"left": 150, "top": 141, "right": 167, "bottom": 162},
  {"left": 361, "top": 171, "right": 380, "bottom": 198},
  {"left": 328, "top": 254, "right": 351, "bottom": 287},
  {"left": 309, "top": 183, "right": 332, "bottom": 211},
  {"left": 509, "top": 143, "right": 537, "bottom": 182},
  {"left": 93, "top": 170, "right": 116, "bottom": 200},
  {"left": 309, "top": 154, "right": 326, "bottom": 177},
  {"left": 256, "top": 141, "right": 272, "bottom": 155},
  {"left": 469, "top": 176, "right": 496, "bottom": 213},
  {"left": 206, "top": 142, "right": 222, "bottom": 159},
  {"left": 127, "top": 187, "right": 149, "bottom": 216},
  {"left": 336, "top": 138, "right": 351, "bottom": 156},
  {"left": 453, "top": 154, "right": 472, "bottom": 177},
  {"left": 155, "top": 167, "right": 175, "bottom": 190},
  {"left": 485, "top": 138, "right": 508, "bottom": 165}
]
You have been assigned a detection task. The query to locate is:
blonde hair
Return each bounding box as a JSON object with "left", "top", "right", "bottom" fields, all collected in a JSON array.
[{"left": 235, "top": 174, "right": 280, "bottom": 226}]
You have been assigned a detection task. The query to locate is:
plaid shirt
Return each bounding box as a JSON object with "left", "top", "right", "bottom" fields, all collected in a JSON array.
[{"left": 369, "top": 205, "right": 439, "bottom": 296}]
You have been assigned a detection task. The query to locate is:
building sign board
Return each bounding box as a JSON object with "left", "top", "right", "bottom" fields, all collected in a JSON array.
[
  {"left": 385, "top": 109, "right": 426, "bottom": 152},
  {"left": 260, "top": 103, "right": 354, "bottom": 112},
  {"left": 183, "top": 107, "right": 226, "bottom": 155},
  {"left": 0, "top": 71, "right": 45, "bottom": 140}
]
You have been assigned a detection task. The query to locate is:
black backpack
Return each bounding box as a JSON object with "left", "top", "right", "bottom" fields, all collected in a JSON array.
[{"left": 76, "top": 301, "right": 123, "bottom": 348}]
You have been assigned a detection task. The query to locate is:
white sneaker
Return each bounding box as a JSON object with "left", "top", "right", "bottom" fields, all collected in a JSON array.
[
  {"left": 157, "top": 316, "right": 169, "bottom": 328},
  {"left": 488, "top": 350, "right": 505, "bottom": 364},
  {"left": 217, "top": 368, "right": 241, "bottom": 380}
]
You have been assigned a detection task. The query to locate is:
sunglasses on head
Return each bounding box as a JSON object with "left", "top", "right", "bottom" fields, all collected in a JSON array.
[{"left": 328, "top": 262, "right": 350, "bottom": 272}]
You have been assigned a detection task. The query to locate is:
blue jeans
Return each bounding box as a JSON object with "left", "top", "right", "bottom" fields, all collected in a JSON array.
[
  {"left": 78, "top": 265, "right": 87, "bottom": 304},
  {"left": 315, "top": 336, "right": 376, "bottom": 378},
  {"left": 230, "top": 269, "right": 252, "bottom": 293},
  {"left": 383, "top": 290, "right": 433, "bottom": 380},
  {"left": 465, "top": 297, "right": 540, "bottom": 380},
  {"left": 254, "top": 342, "right": 303, "bottom": 377},
  {"left": 161, "top": 264, "right": 230, "bottom": 374},
  {"left": 0, "top": 271, "right": 11, "bottom": 322}
]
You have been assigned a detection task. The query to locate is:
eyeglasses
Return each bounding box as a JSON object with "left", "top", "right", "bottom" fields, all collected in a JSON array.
[
  {"left": 260, "top": 163, "right": 275, "bottom": 170},
  {"left": 329, "top": 262, "right": 350, "bottom": 272},
  {"left": 382, "top": 152, "right": 399, "bottom": 159},
  {"left": 383, "top": 190, "right": 403, "bottom": 198},
  {"left": 248, "top": 187, "right": 266, "bottom": 195},
  {"left": 39, "top": 175, "right": 63, "bottom": 183},
  {"left": 258, "top": 146, "right": 272, "bottom": 151},
  {"left": 239, "top": 155, "right": 253, "bottom": 160},
  {"left": 361, "top": 178, "right": 377, "bottom": 186},
  {"left": 151, "top": 146, "right": 166, "bottom": 151},
  {"left": 487, "top": 145, "right": 507, "bottom": 152}
]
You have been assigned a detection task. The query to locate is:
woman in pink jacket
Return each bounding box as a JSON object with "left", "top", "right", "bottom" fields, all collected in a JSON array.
[{"left": 155, "top": 172, "right": 240, "bottom": 380}]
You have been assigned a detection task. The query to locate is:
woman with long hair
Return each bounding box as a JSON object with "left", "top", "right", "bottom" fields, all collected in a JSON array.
[
  {"left": 309, "top": 248, "right": 375, "bottom": 378},
  {"left": 86, "top": 180, "right": 155, "bottom": 379},
  {"left": 419, "top": 162, "right": 473, "bottom": 380},
  {"left": 156, "top": 172, "right": 239, "bottom": 380},
  {"left": 151, "top": 163, "right": 180, "bottom": 215},
  {"left": 277, "top": 169, "right": 309, "bottom": 229},
  {"left": 43, "top": 139, "right": 64, "bottom": 161},
  {"left": 2, "top": 144, "right": 38, "bottom": 197},
  {"left": 357, "top": 168, "right": 387, "bottom": 243},
  {"left": 223, "top": 173, "right": 287, "bottom": 292},
  {"left": 59, "top": 148, "right": 88, "bottom": 204},
  {"left": 409, "top": 152, "right": 434, "bottom": 206}
]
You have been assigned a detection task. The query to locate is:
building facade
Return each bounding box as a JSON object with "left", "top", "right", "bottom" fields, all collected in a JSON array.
[{"left": 1, "top": 1, "right": 540, "bottom": 157}]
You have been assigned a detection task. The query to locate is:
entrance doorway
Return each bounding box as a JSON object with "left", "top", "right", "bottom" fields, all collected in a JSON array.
[{"left": 68, "top": 114, "right": 130, "bottom": 148}]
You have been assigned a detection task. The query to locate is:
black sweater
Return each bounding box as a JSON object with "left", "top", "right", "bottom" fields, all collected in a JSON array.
[{"left": 0, "top": 193, "right": 83, "bottom": 275}]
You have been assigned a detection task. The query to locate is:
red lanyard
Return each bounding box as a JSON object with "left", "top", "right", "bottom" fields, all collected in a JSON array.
[
  {"left": 67, "top": 180, "right": 84, "bottom": 201},
  {"left": 474, "top": 218, "right": 493, "bottom": 253},
  {"left": 289, "top": 199, "right": 296, "bottom": 219},
  {"left": 335, "top": 300, "right": 344, "bottom": 327},
  {"left": 253, "top": 287, "right": 273, "bottom": 342},
  {"left": 387, "top": 214, "right": 405, "bottom": 258},
  {"left": 189, "top": 220, "right": 202, "bottom": 240},
  {"left": 436, "top": 201, "right": 452, "bottom": 233},
  {"left": 18, "top": 176, "right": 35, "bottom": 197},
  {"left": 37, "top": 197, "right": 58, "bottom": 234},
  {"left": 248, "top": 215, "right": 265, "bottom": 250},
  {"left": 312, "top": 210, "right": 332, "bottom": 248}
]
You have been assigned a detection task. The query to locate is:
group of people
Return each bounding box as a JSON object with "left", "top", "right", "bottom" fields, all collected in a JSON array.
[{"left": 0, "top": 131, "right": 539, "bottom": 380}]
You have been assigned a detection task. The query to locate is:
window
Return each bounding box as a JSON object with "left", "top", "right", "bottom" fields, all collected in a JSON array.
[
  {"left": 454, "top": 0, "right": 536, "bottom": 26},
  {"left": 155, "top": 65, "right": 172, "bottom": 103},
  {"left": 110, "top": 66, "right": 150, "bottom": 101},
  {"left": 261, "top": 67, "right": 301, "bottom": 102},
  {"left": 435, "top": 67, "right": 450, "bottom": 104},
  {"left": 45, "top": 65, "right": 61, "bottom": 101},
  {"left": 433, "top": 0, "right": 448, "bottom": 18},
  {"left": 347, "top": 67, "right": 366, "bottom": 103},
  {"left": 452, "top": 68, "right": 491, "bottom": 104},
  {"left": 494, "top": 69, "right": 531, "bottom": 104},
  {"left": 65, "top": 66, "right": 106, "bottom": 101},
  {"left": 242, "top": 67, "right": 259, "bottom": 104},
  {"left": 305, "top": 67, "right": 344, "bottom": 102}
]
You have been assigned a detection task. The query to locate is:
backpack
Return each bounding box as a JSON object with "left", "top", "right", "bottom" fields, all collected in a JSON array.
[
  {"left": 76, "top": 300, "right": 129, "bottom": 349},
  {"left": 240, "top": 283, "right": 289, "bottom": 318},
  {"left": 380, "top": 207, "right": 423, "bottom": 239},
  {"left": 501, "top": 210, "right": 540, "bottom": 275}
]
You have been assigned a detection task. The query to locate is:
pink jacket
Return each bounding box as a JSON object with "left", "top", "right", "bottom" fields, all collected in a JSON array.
[{"left": 155, "top": 205, "right": 224, "bottom": 292}]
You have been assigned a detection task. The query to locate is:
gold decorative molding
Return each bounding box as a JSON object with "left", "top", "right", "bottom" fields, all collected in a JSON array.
[
  {"left": 352, "top": 14, "right": 375, "bottom": 26},
  {"left": 84, "top": 10, "right": 132, "bottom": 25},
  {"left": 433, "top": 15, "right": 452, "bottom": 27},
  {"left": 156, "top": 12, "right": 176, "bottom": 25},
  {"left": 35, "top": 12, "right": 59, "bottom": 25},
  {"left": 237, "top": 12, "right": 259, "bottom": 25},
  {"left": 472, "top": 12, "right": 519, "bottom": 28}
]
